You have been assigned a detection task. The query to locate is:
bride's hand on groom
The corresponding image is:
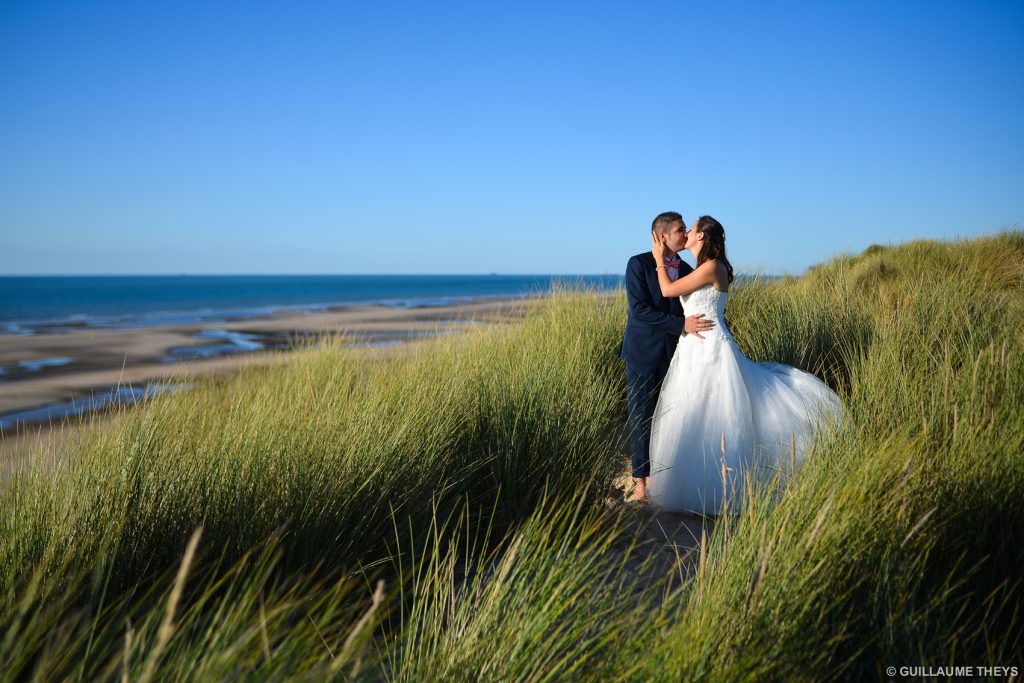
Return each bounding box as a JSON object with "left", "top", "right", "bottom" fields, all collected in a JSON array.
[
  {"left": 651, "top": 231, "right": 666, "bottom": 260},
  {"left": 685, "top": 313, "right": 714, "bottom": 339}
]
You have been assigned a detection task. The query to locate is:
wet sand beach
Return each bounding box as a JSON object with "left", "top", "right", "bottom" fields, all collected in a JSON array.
[{"left": 0, "top": 298, "right": 532, "bottom": 463}]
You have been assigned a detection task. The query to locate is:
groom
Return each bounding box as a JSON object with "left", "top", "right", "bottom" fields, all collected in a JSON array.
[{"left": 620, "top": 211, "right": 713, "bottom": 501}]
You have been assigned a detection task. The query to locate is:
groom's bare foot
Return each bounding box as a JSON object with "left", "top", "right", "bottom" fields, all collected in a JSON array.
[{"left": 626, "top": 477, "right": 648, "bottom": 502}]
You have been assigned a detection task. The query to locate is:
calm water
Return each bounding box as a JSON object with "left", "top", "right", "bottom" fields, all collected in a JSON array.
[{"left": 0, "top": 275, "right": 623, "bottom": 334}]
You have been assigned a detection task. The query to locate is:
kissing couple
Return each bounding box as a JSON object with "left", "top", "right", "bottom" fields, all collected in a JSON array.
[{"left": 620, "top": 212, "right": 841, "bottom": 514}]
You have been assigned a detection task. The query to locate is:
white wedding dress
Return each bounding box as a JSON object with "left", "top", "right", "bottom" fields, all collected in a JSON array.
[{"left": 647, "top": 285, "right": 842, "bottom": 515}]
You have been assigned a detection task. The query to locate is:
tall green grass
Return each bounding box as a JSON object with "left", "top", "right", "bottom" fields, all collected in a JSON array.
[
  {"left": 2, "top": 230, "right": 1022, "bottom": 680},
  {"left": 640, "top": 231, "right": 1024, "bottom": 680}
]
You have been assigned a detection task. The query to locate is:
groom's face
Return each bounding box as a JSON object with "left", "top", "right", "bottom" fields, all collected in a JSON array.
[{"left": 661, "top": 221, "right": 688, "bottom": 253}]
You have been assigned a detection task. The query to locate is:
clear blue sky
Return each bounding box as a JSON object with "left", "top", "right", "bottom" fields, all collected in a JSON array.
[{"left": 2, "top": 0, "right": 1022, "bottom": 275}]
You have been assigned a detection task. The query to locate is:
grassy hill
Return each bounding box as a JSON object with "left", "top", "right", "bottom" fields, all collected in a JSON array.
[{"left": 2, "top": 231, "right": 1022, "bottom": 680}]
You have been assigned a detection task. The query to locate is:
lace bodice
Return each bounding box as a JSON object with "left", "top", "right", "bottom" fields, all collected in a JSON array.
[{"left": 681, "top": 285, "right": 731, "bottom": 339}]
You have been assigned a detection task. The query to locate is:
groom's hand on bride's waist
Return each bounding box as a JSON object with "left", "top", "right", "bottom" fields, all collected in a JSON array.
[{"left": 684, "top": 313, "right": 715, "bottom": 340}]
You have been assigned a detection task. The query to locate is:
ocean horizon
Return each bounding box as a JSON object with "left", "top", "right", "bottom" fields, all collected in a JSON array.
[{"left": 0, "top": 274, "right": 624, "bottom": 334}]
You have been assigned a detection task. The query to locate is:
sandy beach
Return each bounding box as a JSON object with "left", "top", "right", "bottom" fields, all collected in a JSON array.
[{"left": 0, "top": 297, "right": 531, "bottom": 439}]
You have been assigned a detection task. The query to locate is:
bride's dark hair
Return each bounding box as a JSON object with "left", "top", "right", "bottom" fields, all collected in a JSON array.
[{"left": 695, "top": 215, "right": 734, "bottom": 283}]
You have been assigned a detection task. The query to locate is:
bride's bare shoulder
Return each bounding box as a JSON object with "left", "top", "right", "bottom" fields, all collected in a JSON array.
[{"left": 708, "top": 260, "right": 730, "bottom": 292}]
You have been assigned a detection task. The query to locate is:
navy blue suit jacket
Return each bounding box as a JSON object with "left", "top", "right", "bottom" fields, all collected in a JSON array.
[{"left": 619, "top": 252, "right": 691, "bottom": 365}]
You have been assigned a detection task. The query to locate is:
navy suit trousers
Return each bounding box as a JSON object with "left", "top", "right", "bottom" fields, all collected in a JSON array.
[{"left": 625, "top": 360, "right": 670, "bottom": 478}]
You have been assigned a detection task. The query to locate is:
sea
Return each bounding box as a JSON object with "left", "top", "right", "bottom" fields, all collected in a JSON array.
[
  {"left": 0, "top": 274, "right": 624, "bottom": 334},
  {"left": 0, "top": 274, "right": 625, "bottom": 428}
]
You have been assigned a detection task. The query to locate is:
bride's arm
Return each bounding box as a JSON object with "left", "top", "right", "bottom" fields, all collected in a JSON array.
[
  {"left": 650, "top": 232, "right": 719, "bottom": 297},
  {"left": 647, "top": 235, "right": 719, "bottom": 338},
  {"left": 654, "top": 260, "right": 718, "bottom": 297}
]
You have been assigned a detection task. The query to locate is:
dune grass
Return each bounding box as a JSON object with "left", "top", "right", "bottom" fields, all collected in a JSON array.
[{"left": 1, "top": 230, "right": 1022, "bottom": 680}]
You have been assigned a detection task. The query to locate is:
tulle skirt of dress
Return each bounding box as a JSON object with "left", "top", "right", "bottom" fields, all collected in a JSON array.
[{"left": 647, "top": 331, "right": 841, "bottom": 515}]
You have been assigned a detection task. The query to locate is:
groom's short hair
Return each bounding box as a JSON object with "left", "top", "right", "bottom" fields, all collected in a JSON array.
[{"left": 652, "top": 211, "right": 684, "bottom": 235}]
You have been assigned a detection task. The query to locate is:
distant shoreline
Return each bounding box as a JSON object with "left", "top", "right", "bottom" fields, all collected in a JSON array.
[
  {"left": 0, "top": 274, "right": 624, "bottom": 335},
  {"left": 0, "top": 292, "right": 537, "bottom": 336},
  {"left": 0, "top": 296, "right": 539, "bottom": 439}
]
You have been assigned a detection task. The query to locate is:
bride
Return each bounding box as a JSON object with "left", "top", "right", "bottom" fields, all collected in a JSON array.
[{"left": 647, "top": 216, "right": 841, "bottom": 515}]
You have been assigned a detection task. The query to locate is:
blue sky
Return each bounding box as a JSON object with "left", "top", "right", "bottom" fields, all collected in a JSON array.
[{"left": 1, "top": 0, "right": 1022, "bottom": 275}]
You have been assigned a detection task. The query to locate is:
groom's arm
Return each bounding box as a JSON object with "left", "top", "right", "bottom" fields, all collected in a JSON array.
[{"left": 626, "top": 256, "right": 685, "bottom": 336}]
